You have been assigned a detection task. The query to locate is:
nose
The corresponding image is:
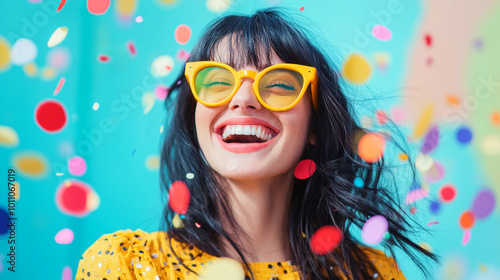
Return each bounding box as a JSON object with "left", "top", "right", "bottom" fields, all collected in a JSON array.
[{"left": 228, "top": 73, "right": 262, "bottom": 112}]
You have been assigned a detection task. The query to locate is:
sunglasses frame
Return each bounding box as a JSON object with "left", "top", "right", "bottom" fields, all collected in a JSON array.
[{"left": 185, "top": 61, "right": 318, "bottom": 112}]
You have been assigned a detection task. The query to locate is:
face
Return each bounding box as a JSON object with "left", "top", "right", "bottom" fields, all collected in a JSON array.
[{"left": 194, "top": 42, "right": 314, "bottom": 182}]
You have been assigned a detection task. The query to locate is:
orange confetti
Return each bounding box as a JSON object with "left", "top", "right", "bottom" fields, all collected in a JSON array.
[
  {"left": 459, "top": 211, "right": 475, "bottom": 229},
  {"left": 491, "top": 111, "right": 500, "bottom": 126},
  {"left": 446, "top": 94, "right": 460, "bottom": 106},
  {"left": 357, "top": 133, "right": 386, "bottom": 163},
  {"left": 398, "top": 153, "right": 409, "bottom": 161}
]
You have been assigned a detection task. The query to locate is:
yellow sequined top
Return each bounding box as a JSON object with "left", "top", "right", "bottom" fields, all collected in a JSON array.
[{"left": 75, "top": 229, "right": 406, "bottom": 280}]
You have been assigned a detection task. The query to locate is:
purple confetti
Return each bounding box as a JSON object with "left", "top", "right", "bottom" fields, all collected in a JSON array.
[
  {"left": 472, "top": 189, "right": 496, "bottom": 220},
  {"left": 421, "top": 125, "right": 439, "bottom": 154}
]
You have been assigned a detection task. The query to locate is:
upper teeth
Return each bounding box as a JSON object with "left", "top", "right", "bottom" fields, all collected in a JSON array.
[{"left": 222, "top": 125, "right": 275, "bottom": 141}]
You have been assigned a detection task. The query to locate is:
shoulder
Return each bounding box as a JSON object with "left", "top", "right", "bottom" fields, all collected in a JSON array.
[
  {"left": 74, "top": 229, "right": 170, "bottom": 279},
  {"left": 360, "top": 247, "right": 407, "bottom": 280}
]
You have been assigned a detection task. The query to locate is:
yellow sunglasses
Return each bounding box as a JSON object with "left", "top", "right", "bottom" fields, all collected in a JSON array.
[{"left": 185, "top": 61, "right": 318, "bottom": 112}]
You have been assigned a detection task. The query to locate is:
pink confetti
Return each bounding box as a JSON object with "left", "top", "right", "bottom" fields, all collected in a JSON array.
[
  {"left": 62, "top": 266, "right": 72, "bottom": 280},
  {"left": 405, "top": 188, "right": 429, "bottom": 204},
  {"left": 300, "top": 6, "right": 305, "bottom": 11},
  {"left": 195, "top": 222, "right": 201, "bottom": 228},
  {"left": 55, "top": 228, "right": 74, "bottom": 244},
  {"left": 155, "top": 84, "right": 169, "bottom": 100},
  {"left": 87, "top": 0, "right": 110, "bottom": 15},
  {"left": 427, "top": 221, "right": 439, "bottom": 226},
  {"left": 53, "top": 77, "right": 66, "bottom": 96},
  {"left": 462, "top": 230, "right": 471, "bottom": 246},
  {"left": 127, "top": 41, "right": 136, "bottom": 56},
  {"left": 372, "top": 25, "right": 392, "bottom": 41},
  {"left": 98, "top": 54, "right": 110, "bottom": 62},
  {"left": 135, "top": 16, "right": 143, "bottom": 23},
  {"left": 68, "top": 156, "right": 87, "bottom": 176}
]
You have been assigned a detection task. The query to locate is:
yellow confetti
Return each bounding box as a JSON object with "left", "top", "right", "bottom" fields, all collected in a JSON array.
[
  {"left": 342, "top": 54, "right": 371, "bottom": 84},
  {"left": 0, "top": 36, "right": 10, "bottom": 72},
  {"left": 172, "top": 213, "right": 184, "bottom": 228},
  {"left": 0, "top": 125, "right": 19, "bottom": 147},
  {"left": 412, "top": 104, "right": 434, "bottom": 139},
  {"left": 145, "top": 155, "right": 160, "bottom": 170},
  {"left": 116, "top": 0, "right": 137, "bottom": 17},
  {"left": 12, "top": 152, "right": 48, "bottom": 178},
  {"left": 23, "top": 63, "right": 38, "bottom": 77}
]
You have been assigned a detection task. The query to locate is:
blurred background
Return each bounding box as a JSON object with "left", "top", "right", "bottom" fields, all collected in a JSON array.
[{"left": 0, "top": 0, "right": 499, "bottom": 279}]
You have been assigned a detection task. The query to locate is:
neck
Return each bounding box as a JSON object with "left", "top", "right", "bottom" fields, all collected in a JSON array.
[{"left": 218, "top": 171, "right": 294, "bottom": 263}]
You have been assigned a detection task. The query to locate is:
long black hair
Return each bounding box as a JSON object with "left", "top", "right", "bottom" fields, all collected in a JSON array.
[{"left": 159, "top": 7, "right": 439, "bottom": 280}]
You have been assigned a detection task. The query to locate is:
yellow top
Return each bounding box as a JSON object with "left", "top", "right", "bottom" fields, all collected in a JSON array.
[{"left": 75, "top": 229, "right": 406, "bottom": 280}]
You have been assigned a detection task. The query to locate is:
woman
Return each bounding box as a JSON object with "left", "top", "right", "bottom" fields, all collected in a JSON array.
[{"left": 76, "top": 8, "right": 438, "bottom": 280}]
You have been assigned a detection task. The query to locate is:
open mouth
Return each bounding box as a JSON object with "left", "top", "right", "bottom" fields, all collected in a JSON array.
[{"left": 218, "top": 125, "right": 278, "bottom": 144}]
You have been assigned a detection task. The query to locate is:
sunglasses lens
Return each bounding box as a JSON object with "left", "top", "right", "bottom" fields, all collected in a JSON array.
[
  {"left": 194, "top": 66, "right": 235, "bottom": 104},
  {"left": 258, "top": 69, "right": 304, "bottom": 109}
]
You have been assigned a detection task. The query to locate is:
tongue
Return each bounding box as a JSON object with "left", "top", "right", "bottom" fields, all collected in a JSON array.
[{"left": 224, "top": 134, "right": 266, "bottom": 143}]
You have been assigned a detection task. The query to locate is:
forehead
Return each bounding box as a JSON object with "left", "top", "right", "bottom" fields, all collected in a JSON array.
[{"left": 209, "top": 35, "right": 284, "bottom": 71}]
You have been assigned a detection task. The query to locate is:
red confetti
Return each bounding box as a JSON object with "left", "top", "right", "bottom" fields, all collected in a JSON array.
[
  {"left": 410, "top": 207, "right": 418, "bottom": 214},
  {"left": 169, "top": 180, "right": 190, "bottom": 215},
  {"left": 56, "top": 0, "right": 67, "bottom": 12},
  {"left": 35, "top": 100, "right": 67, "bottom": 133},
  {"left": 55, "top": 179, "right": 94, "bottom": 217},
  {"left": 195, "top": 222, "right": 201, "bottom": 228},
  {"left": 439, "top": 184, "right": 457, "bottom": 203},
  {"left": 87, "top": 0, "right": 110, "bottom": 15},
  {"left": 427, "top": 221, "right": 439, "bottom": 226},
  {"left": 53, "top": 77, "right": 66, "bottom": 96},
  {"left": 294, "top": 159, "right": 316, "bottom": 179},
  {"left": 376, "top": 110, "right": 389, "bottom": 125},
  {"left": 425, "top": 34, "right": 432, "bottom": 47},
  {"left": 127, "top": 41, "right": 136, "bottom": 56},
  {"left": 310, "top": 225, "right": 343, "bottom": 255},
  {"left": 300, "top": 6, "right": 305, "bottom": 11},
  {"left": 98, "top": 54, "right": 110, "bottom": 62}
]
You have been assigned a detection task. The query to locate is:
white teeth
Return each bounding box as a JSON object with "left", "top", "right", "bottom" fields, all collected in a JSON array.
[{"left": 221, "top": 125, "right": 276, "bottom": 142}]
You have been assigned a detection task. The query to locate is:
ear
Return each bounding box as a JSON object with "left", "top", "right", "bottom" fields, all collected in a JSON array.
[{"left": 308, "top": 133, "right": 317, "bottom": 146}]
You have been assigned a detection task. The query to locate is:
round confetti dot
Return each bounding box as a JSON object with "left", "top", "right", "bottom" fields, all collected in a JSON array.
[
  {"left": 68, "top": 156, "right": 87, "bottom": 176},
  {"left": 135, "top": 16, "right": 143, "bottom": 23},
  {"left": 415, "top": 153, "right": 433, "bottom": 172},
  {"left": 62, "top": 266, "right": 72, "bottom": 280},
  {"left": 175, "top": 24, "right": 191, "bottom": 45},
  {"left": 357, "top": 133, "right": 385, "bottom": 163},
  {"left": 425, "top": 161, "right": 445, "bottom": 183},
  {"left": 98, "top": 54, "right": 110, "bottom": 62},
  {"left": 92, "top": 102, "right": 99, "bottom": 111},
  {"left": 353, "top": 177, "right": 364, "bottom": 187},
  {"left": 23, "top": 62, "right": 38, "bottom": 77},
  {"left": 47, "top": 26, "right": 68, "bottom": 48},
  {"left": 41, "top": 65, "right": 57, "bottom": 80},
  {"left": 373, "top": 52, "right": 391, "bottom": 72},
  {"left": 0, "top": 207, "right": 9, "bottom": 234},
  {"left": 200, "top": 257, "right": 244, "bottom": 280},
  {"left": 169, "top": 180, "right": 190, "bottom": 215},
  {"left": 87, "top": 0, "right": 110, "bottom": 15},
  {"left": 145, "top": 154, "right": 160, "bottom": 170},
  {"left": 151, "top": 55, "right": 174, "bottom": 77},
  {"left": 0, "top": 125, "right": 19, "bottom": 147},
  {"left": 471, "top": 189, "right": 496, "bottom": 220},
  {"left": 294, "top": 159, "right": 316, "bottom": 179},
  {"left": 398, "top": 153, "right": 409, "bottom": 161},
  {"left": 155, "top": 84, "right": 169, "bottom": 100},
  {"left": 12, "top": 152, "right": 48, "bottom": 178},
  {"left": 310, "top": 225, "right": 343, "bottom": 255},
  {"left": 439, "top": 185, "right": 457, "bottom": 203},
  {"left": 390, "top": 106, "right": 407, "bottom": 124},
  {"left": 47, "top": 47, "right": 70, "bottom": 72},
  {"left": 341, "top": 54, "right": 371, "bottom": 84},
  {"left": 361, "top": 215, "right": 388, "bottom": 245},
  {"left": 481, "top": 134, "right": 500, "bottom": 155},
  {"left": 55, "top": 228, "right": 74, "bottom": 244},
  {"left": 56, "top": 179, "right": 98, "bottom": 217},
  {"left": 459, "top": 211, "right": 475, "bottom": 229},
  {"left": 300, "top": 6, "right": 304, "bottom": 11},
  {"left": 10, "top": 38, "right": 38, "bottom": 66},
  {"left": 176, "top": 49, "right": 190, "bottom": 61},
  {"left": 116, "top": 0, "right": 137, "bottom": 18},
  {"left": 429, "top": 201, "right": 440, "bottom": 215},
  {"left": 186, "top": 173, "right": 195, "bottom": 179},
  {"left": 0, "top": 36, "right": 10, "bottom": 72},
  {"left": 456, "top": 126, "right": 473, "bottom": 144},
  {"left": 446, "top": 94, "right": 460, "bottom": 106},
  {"left": 491, "top": 111, "right": 500, "bottom": 126},
  {"left": 372, "top": 25, "right": 392, "bottom": 41},
  {"left": 421, "top": 126, "right": 439, "bottom": 154},
  {"left": 172, "top": 213, "right": 184, "bottom": 228},
  {"left": 206, "top": 0, "right": 233, "bottom": 13},
  {"left": 35, "top": 100, "right": 67, "bottom": 133},
  {"left": 375, "top": 110, "right": 388, "bottom": 125}
]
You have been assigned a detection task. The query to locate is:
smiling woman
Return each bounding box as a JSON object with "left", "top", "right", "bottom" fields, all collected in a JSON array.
[{"left": 75, "top": 7, "right": 438, "bottom": 280}]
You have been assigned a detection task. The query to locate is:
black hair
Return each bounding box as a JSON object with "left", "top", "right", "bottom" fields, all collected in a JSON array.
[{"left": 158, "top": 7, "right": 439, "bottom": 280}]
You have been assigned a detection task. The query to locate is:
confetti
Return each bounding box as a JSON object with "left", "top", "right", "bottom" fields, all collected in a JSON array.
[
  {"left": 55, "top": 228, "right": 74, "bottom": 244},
  {"left": 175, "top": 24, "right": 191, "bottom": 45},
  {"left": 195, "top": 222, "right": 201, "bottom": 228},
  {"left": 310, "top": 225, "right": 343, "bottom": 255},
  {"left": 145, "top": 155, "right": 160, "bottom": 170},
  {"left": 41, "top": 65, "right": 57, "bottom": 80},
  {"left": 116, "top": 0, "right": 137, "bottom": 18},
  {"left": 405, "top": 188, "right": 429, "bottom": 204},
  {"left": 372, "top": 25, "right": 392, "bottom": 41},
  {"left": 481, "top": 134, "right": 500, "bottom": 155},
  {"left": 135, "top": 16, "right": 143, "bottom": 23},
  {"left": 168, "top": 180, "right": 190, "bottom": 214},
  {"left": 415, "top": 153, "right": 433, "bottom": 172},
  {"left": 53, "top": 77, "right": 66, "bottom": 96},
  {"left": 186, "top": 173, "right": 195, "bottom": 179},
  {"left": 155, "top": 84, "right": 169, "bottom": 100},
  {"left": 491, "top": 111, "right": 500, "bottom": 125},
  {"left": 412, "top": 104, "right": 434, "bottom": 139},
  {"left": 62, "top": 266, "right": 72, "bottom": 280},
  {"left": 0, "top": 125, "right": 19, "bottom": 147},
  {"left": 300, "top": 6, "right": 304, "bottom": 11},
  {"left": 357, "top": 132, "right": 385, "bottom": 163},
  {"left": 373, "top": 52, "right": 391, "bottom": 72},
  {"left": 47, "top": 47, "right": 71, "bottom": 72},
  {"left": 341, "top": 54, "right": 371, "bottom": 84},
  {"left": 48, "top": 26, "right": 68, "bottom": 48},
  {"left": 200, "top": 257, "right": 245, "bottom": 280},
  {"left": 294, "top": 159, "right": 316, "bottom": 179},
  {"left": 142, "top": 92, "right": 156, "bottom": 114},
  {"left": 56, "top": 179, "right": 99, "bottom": 217},
  {"left": 0, "top": 36, "right": 10, "bottom": 72},
  {"left": 127, "top": 41, "right": 137, "bottom": 56},
  {"left": 172, "top": 213, "right": 184, "bottom": 228},
  {"left": 206, "top": 0, "right": 233, "bottom": 13},
  {"left": 132, "top": 149, "right": 136, "bottom": 156},
  {"left": 23, "top": 63, "right": 38, "bottom": 77},
  {"left": 425, "top": 161, "right": 444, "bottom": 183},
  {"left": 98, "top": 54, "right": 110, "bottom": 62},
  {"left": 361, "top": 215, "right": 388, "bottom": 246},
  {"left": 421, "top": 125, "right": 439, "bottom": 154},
  {"left": 459, "top": 211, "right": 475, "bottom": 229},
  {"left": 462, "top": 230, "right": 471, "bottom": 246},
  {"left": 446, "top": 94, "right": 460, "bottom": 106},
  {"left": 176, "top": 49, "right": 190, "bottom": 61},
  {"left": 10, "top": 38, "right": 38, "bottom": 66},
  {"left": 439, "top": 184, "right": 457, "bottom": 203},
  {"left": 92, "top": 102, "right": 99, "bottom": 111},
  {"left": 427, "top": 221, "right": 439, "bottom": 226},
  {"left": 35, "top": 100, "right": 67, "bottom": 133},
  {"left": 57, "top": 0, "right": 67, "bottom": 12},
  {"left": 151, "top": 55, "right": 174, "bottom": 77},
  {"left": 424, "top": 34, "right": 432, "bottom": 47},
  {"left": 87, "top": 0, "right": 110, "bottom": 15},
  {"left": 471, "top": 189, "right": 495, "bottom": 220},
  {"left": 353, "top": 177, "right": 364, "bottom": 187},
  {"left": 68, "top": 156, "right": 87, "bottom": 176},
  {"left": 429, "top": 201, "right": 440, "bottom": 215},
  {"left": 375, "top": 110, "right": 388, "bottom": 125},
  {"left": 456, "top": 126, "right": 473, "bottom": 144}
]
